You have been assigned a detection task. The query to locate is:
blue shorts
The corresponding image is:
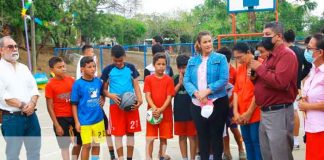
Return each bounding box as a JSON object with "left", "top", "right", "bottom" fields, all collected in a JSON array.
[{"left": 225, "top": 107, "right": 238, "bottom": 129}]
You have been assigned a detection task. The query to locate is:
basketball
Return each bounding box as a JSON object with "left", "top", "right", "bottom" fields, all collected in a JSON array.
[
  {"left": 146, "top": 108, "right": 163, "bottom": 125},
  {"left": 119, "top": 92, "right": 137, "bottom": 111}
]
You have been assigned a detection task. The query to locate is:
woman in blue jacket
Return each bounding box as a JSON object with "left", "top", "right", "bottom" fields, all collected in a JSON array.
[{"left": 184, "top": 31, "right": 229, "bottom": 160}]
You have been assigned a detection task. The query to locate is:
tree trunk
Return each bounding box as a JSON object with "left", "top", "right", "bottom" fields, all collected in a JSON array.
[{"left": 248, "top": 12, "right": 256, "bottom": 32}]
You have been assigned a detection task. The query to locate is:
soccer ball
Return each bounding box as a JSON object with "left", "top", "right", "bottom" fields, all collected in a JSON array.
[
  {"left": 146, "top": 108, "right": 163, "bottom": 125},
  {"left": 119, "top": 92, "right": 137, "bottom": 111}
]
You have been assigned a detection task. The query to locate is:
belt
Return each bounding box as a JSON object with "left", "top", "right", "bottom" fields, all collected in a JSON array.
[
  {"left": 261, "top": 103, "right": 292, "bottom": 112},
  {"left": 1, "top": 109, "right": 37, "bottom": 116}
]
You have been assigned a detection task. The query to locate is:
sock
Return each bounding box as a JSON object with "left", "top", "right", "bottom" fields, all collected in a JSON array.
[
  {"left": 91, "top": 156, "right": 99, "bottom": 160},
  {"left": 294, "top": 136, "right": 299, "bottom": 145},
  {"left": 109, "top": 150, "right": 115, "bottom": 159},
  {"left": 127, "top": 158, "right": 132, "bottom": 160},
  {"left": 209, "top": 154, "right": 213, "bottom": 160}
]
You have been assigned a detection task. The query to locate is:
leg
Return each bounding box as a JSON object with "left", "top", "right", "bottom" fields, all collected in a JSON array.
[
  {"left": 179, "top": 136, "right": 188, "bottom": 158},
  {"left": 127, "top": 133, "right": 135, "bottom": 159},
  {"left": 249, "top": 122, "right": 262, "bottom": 160},
  {"left": 81, "top": 144, "right": 91, "bottom": 160},
  {"left": 115, "top": 136, "right": 124, "bottom": 159},
  {"left": 61, "top": 148, "right": 70, "bottom": 160},
  {"left": 106, "top": 134, "right": 116, "bottom": 159},
  {"left": 293, "top": 109, "right": 300, "bottom": 148},
  {"left": 146, "top": 137, "right": 155, "bottom": 160},
  {"left": 259, "top": 113, "right": 272, "bottom": 160},
  {"left": 72, "top": 145, "right": 82, "bottom": 160},
  {"left": 91, "top": 142, "right": 100, "bottom": 159},
  {"left": 24, "top": 113, "right": 41, "bottom": 160},
  {"left": 223, "top": 128, "right": 231, "bottom": 158},
  {"left": 230, "top": 128, "right": 244, "bottom": 152},
  {"left": 240, "top": 125, "right": 254, "bottom": 160},
  {"left": 160, "top": 138, "right": 168, "bottom": 158},
  {"left": 188, "top": 136, "right": 197, "bottom": 160}
]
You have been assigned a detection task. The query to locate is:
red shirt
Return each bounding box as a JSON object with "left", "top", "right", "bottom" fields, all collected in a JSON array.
[
  {"left": 254, "top": 43, "right": 298, "bottom": 107},
  {"left": 45, "top": 76, "right": 75, "bottom": 117},
  {"left": 234, "top": 64, "right": 260, "bottom": 123},
  {"left": 229, "top": 65, "right": 236, "bottom": 103},
  {"left": 144, "top": 74, "right": 175, "bottom": 122}
]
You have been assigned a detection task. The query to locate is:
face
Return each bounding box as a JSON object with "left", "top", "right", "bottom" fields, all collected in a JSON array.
[
  {"left": 154, "top": 58, "right": 166, "bottom": 75},
  {"left": 112, "top": 56, "right": 125, "bottom": 68},
  {"left": 83, "top": 48, "right": 94, "bottom": 56},
  {"left": 152, "top": 39, "right": 157, "bottom": 45},
  {"left": 177, "top": 65, "right": 187, "bottom": 75},
  {"left": 51, "top": 61, "right": 66, "bottom": 77},
  {"left": 308, "top": 38, "right": 323, "bottom": 61},
  {"left": 0, "top": 38, "right": 19, "bottom": 63},
  {"left": 263, "top": 28, "right": 281, "bottom": 45},
  {"left": 199, "top": 35, "right": 213, "bottom": 54},
  {"left": 81, "top": 62, "right": 96, "bottom": 78},
  {"left": 257, "top": 46, "right": 269, "bottom": 59},
  {"left": 233, "top": 50, "right": 246, "bottom": 64}
]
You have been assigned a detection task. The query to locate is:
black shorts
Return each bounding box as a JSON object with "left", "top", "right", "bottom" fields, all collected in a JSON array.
[
  {"left": 103, "top": 113, "right": 109, "bottom": 131},
  {"left": 54, "top": 117, "right": 82, "bottom": 149}
]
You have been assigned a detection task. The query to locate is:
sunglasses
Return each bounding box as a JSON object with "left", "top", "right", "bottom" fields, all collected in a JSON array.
[{"left": 4, "top": 45, "right": 18, "bottom": 50}]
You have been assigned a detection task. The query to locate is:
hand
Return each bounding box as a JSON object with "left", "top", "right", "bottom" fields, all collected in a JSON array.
[
  {"left": 179, "top": 73, "right": 184, "bottom": 85},
  {"left": 200, "top": 97, "right": 208, "bottom": 105},
  {"left": 22, "top": 102, "right": 35, "bottom": 116},
  {"left": 250, "top": 60, "right": 262, "bottom": 71},
  {"left": 99, "top": 96, "right": 105, "bottom": 107},
  {"left": 194, "top": 91, "right": 202, "bottom": 102},
  {"left": 247, "top": 68, "right": 252, "bottom": 77},
  {"left": 240, "top": 111, "right": 252, "bottom": 125},
  {"left": 233, "top": 112, "right": 242, "bottom": 124},
  {"left": 55, "top": 124, "right": 64, "bottom": 136},
  {"left": 109, "top": 93, "right": 121, "bottom": 105},
  {"left": 75, "top": 122, "right": 81, "bottom": 133},
  {"left": 153, "top": 108, "right": 162, "bottom": 118},
  {"left": 298, "top": 99, "right": 310, "bottom": 111},
  {"left": 132, "top": 100, "right": 142, "bottom": 110},
  {"left": 198, "top": 89, "right": 211, "bottom": 99}
]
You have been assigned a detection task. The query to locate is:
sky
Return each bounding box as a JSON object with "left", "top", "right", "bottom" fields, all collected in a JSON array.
[{"left": 139, "top": 0, "right": 323, "bottom": 17}]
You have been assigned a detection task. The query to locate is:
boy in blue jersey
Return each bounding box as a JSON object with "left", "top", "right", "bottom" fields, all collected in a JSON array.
[
  {"left": 71, "top": 56, "right": 106, "bottom": 160},
  {"left": 101, "top": 45, "right": 143, "bottom": 160}
]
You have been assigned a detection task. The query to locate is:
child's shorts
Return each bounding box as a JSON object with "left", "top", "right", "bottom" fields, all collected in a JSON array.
[
  {"left": 109, "top": 104, "right": 141, "bottom": 136},
  {"left": 54, "top": 117, "right": 82, "bottom": 148},
  {"left": 80, "top": 120, "right": 105, "bottom": 145},
  {"left": 174, "top": 121, "right": 197, "bottom": 136}
]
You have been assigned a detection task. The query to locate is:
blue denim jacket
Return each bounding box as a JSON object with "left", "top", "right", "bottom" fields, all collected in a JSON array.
[{"left": 184, "top": 51, "right": 229, "bottom": 99}]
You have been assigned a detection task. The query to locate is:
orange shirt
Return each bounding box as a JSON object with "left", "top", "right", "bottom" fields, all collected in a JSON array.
[
  {"left": 45, "top": 76, "right": 75, "bottom": 117},
  {"left": 233, "top": 64, "right": 260, "bottom": 123},
  {"left": 228, "top": 65, "right": 236, "bottom": 104},
  {"left": 143, "top": 74, "right": 175, "bottom": 122}
]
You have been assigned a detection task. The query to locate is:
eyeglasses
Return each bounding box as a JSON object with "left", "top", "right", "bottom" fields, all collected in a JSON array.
[
  {"left": 306, "top": 46, "right": 319, "bottom": 51},
  {"left": 3, "top": 45, "right": 18, "bottom": 50}
]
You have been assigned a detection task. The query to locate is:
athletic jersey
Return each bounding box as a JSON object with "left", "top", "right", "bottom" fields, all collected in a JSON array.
[
  {"left": 173, "top": 75, "right": 192, "bottom": 121},
  {"left": 45, "top": 76, "right": 74, "bottom": 117},
  {"left": 71, "top": 77, "right": 103, "bottom": 125},
  {"left": 101, "top": 62, "right": 139, "bottom": 104}
]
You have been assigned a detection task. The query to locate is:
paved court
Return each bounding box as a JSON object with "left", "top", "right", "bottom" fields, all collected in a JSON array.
[{"left": 0, "top": 83, "right": 306, "bottom": 160}]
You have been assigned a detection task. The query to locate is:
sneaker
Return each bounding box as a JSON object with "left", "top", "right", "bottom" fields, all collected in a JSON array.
[
  {"left": 222, "top": 153, "right": 232, "bottom": 160},
  {"left": 293, "top": 144, "right": 300, "bottom": 150},
  {"left": 195, "top": 155, "right": 201, "bottom": 160},
  {"left": 239, "top": 151, "right": 246, "bottom": 160},
  {"left": 159, "top": 154, "right": 171, "bottom": 160}
]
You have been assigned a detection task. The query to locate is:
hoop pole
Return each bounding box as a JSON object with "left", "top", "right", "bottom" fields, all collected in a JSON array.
[
  {"left": 231, "top": 14, "right": 237, "bottom": 44},
  {"left": 275, "top": 0, "right": 279, "bottom": 22}
]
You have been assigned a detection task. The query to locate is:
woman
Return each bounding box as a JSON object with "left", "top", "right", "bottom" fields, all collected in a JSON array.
[
  {"left": 299, "top": 33, "right": 324, "bottom": 160},
  {"left": 184, "top": 31, "right": 229, "bottom": 160},
  {"left": 255, "top": 42, "right": 269, "bottom": 63}
]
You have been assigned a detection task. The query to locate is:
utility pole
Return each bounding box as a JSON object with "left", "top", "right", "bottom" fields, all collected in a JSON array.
[{"left": 30, "top": 0, "right": 37, "bottom": 73}]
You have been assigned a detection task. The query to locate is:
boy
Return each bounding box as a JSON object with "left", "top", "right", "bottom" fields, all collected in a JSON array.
[
  {"left": 144, "top": 52, "right": 175, "bottom": 160},
  {"left": 71, "top": 56, "right": 106, "bottom": 160},
  {"left": 173, "top": 55, "right": 198, "bottom": 160},
  {"left": 101, "top": 45, "right": 142, "bottom": 160},
  {"left": 218, "top": 47, "right": 246, "bottom": 160},
  {"left": 144, "top": 44, "right": 173, "bottom": 79},
  {"left": 45, "top": 57, "right": 82, "bottom": 160},
  {"left": 76, "top": 44, "right": 98, "bottom": 79}
]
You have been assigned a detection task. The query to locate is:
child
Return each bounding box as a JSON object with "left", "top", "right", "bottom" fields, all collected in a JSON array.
[
  {"left": 144, "top": 52, "right": 175, "bottom": 160},
  {"left": 76, "top": 44, "right": 98, "bottom": 79},
  {"left": 45, "top": 57, "right": 82, "bottom": 160},
  {"left": 218, "top": 47, "right": 246, "bottom": 160},
  {"left": 71, "top": 56, "right": 106, "bottom": 160},
  {"left": 101, "top": 45, "right": 142, "bottom": 160},
  {"left": 173, "top": 55, "right": 198, "bottom": 160}
]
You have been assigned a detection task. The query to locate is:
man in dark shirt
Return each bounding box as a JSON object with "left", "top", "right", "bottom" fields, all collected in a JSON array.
[
  {"left": 283, "top": 29, "right": 312, "bottom": 150},
  {"left": 251, "top": 22, "right": 298, "bottom": 160}
]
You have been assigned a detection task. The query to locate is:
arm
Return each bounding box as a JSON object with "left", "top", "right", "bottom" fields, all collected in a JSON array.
[
  {"left": 174, "top": 75, "right": 182, "bottom": 93},
  {"left": 158, "top": 95, "right": 172, "bottom": 113},
  {"left": 207, "top": 56, "right": 229, "bottom": 93},
  {"left": 145, "top": 92, "right": 158, "bottom": 110},
  {"left": 255, "top": 53, "right": 298, "bottom": 90},
  {"left": 72, "top": 104, "right": 80, "bottom": 132},
  {"left": 299, "top": 101, "right": 324, "bottom": 111},
  {"left": 103, "top": 81, "right": 120, "bottom": 105},
  {"left": 46, "top": 98, "right": 64, "bottom": 136},
  {"left": 132, "top": 78, "right": 143, "bottom": 109},
  {"left": 183, "top": 59, "right": 198, "bottom": 97},
  {"left": 233, "top": 93, "right": 240, "bottom": 123}
]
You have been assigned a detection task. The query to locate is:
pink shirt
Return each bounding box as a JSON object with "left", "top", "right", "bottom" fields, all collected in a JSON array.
[{"left": 302, "top": 64, "right": 324, "bottom": 133}]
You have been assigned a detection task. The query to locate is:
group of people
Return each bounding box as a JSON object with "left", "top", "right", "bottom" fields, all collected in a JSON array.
[{"left": 0, "top": 21, "right": 323, "bottom": 160}]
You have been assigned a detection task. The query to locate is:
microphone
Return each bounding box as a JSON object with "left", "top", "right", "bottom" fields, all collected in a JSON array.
[{"left": 251, "top": 50, "right": 260, "bottom": 77}]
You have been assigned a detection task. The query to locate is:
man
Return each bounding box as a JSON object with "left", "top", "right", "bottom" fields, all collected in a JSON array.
[
  {"left": 283, "top": 29, "right": 312, "bottom": 150},
  {"left": 251, "top": 22, "right": 298, "bottom": 160},
  {"left": 0, "top": 36, "right": 41, "bottom": 160}
]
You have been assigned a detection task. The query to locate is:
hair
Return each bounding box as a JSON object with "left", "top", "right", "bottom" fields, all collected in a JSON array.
[
  {"left": 152, "top": 44, "right": 165, "bottom": 55},
  {"left": 255, "top": 42, "right": 264, "bottom": 49},
  {"left": 48, "top": 56, "right": 64, "bottom": 68},
  {"left": 111, "top": 45, "right": 125, "bottom": 58},
  {"left": 312, "top": 33, "right": 324, "bottom": 50},
  {"left": 176, "top": 54, "right": 190, "bottom": 68},
  {"left": 264, "top": 21, "right": 284, "bottom": 35},
  {"left": 82, "top": 44, "right": 93, "bottom": 53},
  {"left": 232, "top": 43, "right": 250, "bottom": 54},
  {"left": 304, "top": 36, "right": 312, "bottom": 45},
  {"left": 283, "top": 29, "right": 295, "bottom": 43},
  {"left": 194, "top": 31, "right": 212, "bottom": 53},
  {"left": 80, "top": 56, "right": 94, "bottom": 67},
  {"left": 153, "top": 35, "right": 163, "bottom": 44},
  {"left": 217, "top": 47, "right": 232, "bottom": 63},
  {"left": 0, "top": 36, "right": 13, "bottom": 47},
  {"left": 153, "top": 52, "right": 166, "bottom": 65}
]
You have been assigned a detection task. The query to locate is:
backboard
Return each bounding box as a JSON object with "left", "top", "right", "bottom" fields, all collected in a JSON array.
[{"left": 227, "top": 0, "right": 275, "bottom": 13}]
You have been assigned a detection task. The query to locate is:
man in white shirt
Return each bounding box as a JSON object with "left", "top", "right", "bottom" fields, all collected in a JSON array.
[
  {"left": 76, "top": 44, "right": 98, "bottom": 79},
  {"left": 0, "top": 36, "right": 41, "bottom": 160}
]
